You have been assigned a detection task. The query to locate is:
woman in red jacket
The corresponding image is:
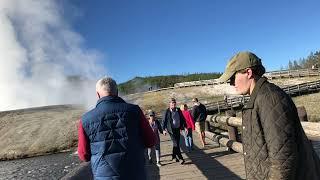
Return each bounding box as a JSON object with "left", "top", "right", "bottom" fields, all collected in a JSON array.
[{"left": 180, "top": 104, "right": 195, "bottom": 152}]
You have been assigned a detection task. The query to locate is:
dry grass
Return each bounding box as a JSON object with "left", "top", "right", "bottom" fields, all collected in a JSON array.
[
  {"left": 0, "top": 105, "right": 84, "bottom": 160},
  {"left": 293, "top": 92, "right": 320, "bottom": 122}
]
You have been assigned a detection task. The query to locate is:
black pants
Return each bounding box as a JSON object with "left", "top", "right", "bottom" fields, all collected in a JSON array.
[{"left": 169, "top": 128, "right": 183, "bottom": 160}]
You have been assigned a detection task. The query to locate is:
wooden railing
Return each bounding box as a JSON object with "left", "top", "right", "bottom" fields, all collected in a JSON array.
[
  {"left": 264, "top": 68, "right": 320, "bottom": 79},
  {"left": 205, "top": 96, "right": 250, "bottom": 113},
  {"left": 204, "top": 79, "right": 320, "bottom": 113},
  {"left": 205, "top": 115, "right": 320, "bottom": 154},
  {"left": 283, "top": 80, "right": 320, "bottom": 95}
]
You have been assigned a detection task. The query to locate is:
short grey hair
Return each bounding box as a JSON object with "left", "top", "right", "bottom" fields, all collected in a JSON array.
[{"left": 96, "top": 77, "right": 118, "bottom": 95}]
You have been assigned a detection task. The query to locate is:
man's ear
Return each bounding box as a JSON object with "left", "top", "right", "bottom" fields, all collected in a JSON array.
[
  {"left": 96, "top": 92, "right": 101, "bottom": 99},
  {"left": 247, "top": 68, "right": 254, "bottom": 79}
]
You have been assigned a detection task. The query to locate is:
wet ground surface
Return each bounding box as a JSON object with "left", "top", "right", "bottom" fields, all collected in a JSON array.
[{"left": 0, "top": 152, "right": 80, "bottom": 180}]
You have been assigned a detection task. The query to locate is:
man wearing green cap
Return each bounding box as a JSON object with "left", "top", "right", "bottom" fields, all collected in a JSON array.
[{"left": 219, "top": 52, "right": 320, "bottom": 180}]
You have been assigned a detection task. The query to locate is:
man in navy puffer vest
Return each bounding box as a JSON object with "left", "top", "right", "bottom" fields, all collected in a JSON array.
[{"left": 78, "top": 77, "right": 156, "bottom": 180}]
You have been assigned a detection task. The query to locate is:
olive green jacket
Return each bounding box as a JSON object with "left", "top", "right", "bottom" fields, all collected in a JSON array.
[{"left": 242, "top": 77, "right": 320, "bottom": 180}]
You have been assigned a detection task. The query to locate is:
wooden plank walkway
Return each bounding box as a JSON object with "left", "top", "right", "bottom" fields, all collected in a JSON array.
[
  {"left": 146, "top": 133, "right": 320, "bottom": 180},
  {"left": 146, "top": 133, "right": 246, "bottom": 180}
]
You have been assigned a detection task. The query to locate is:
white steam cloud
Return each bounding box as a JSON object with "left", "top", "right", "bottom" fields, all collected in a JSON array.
[{"left": 0, "top": 0, "right": 105, "bottom": 110}]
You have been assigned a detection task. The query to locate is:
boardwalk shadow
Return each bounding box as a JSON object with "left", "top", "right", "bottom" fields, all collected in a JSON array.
[
  {"left": 180, "top": 134, "right": 245, "bottom": 180},
  {"left": 145, "top": 150, "right": 160, "bottom": 180},
  {"left": 146, "top": 133, "right": 245, "bottom": 180}
]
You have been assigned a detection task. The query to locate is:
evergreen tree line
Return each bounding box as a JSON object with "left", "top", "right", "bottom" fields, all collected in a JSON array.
[
  {"left": 118, "top": 73, "right": 221, "bottom": 95},
  {"left": 287, "top": 51, "right": 320, "bottom": 70}
]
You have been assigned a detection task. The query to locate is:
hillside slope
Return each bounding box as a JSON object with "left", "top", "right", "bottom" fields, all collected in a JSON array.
[
  {"left": 0, "top": 105, "right": 84, "bottom": 160},
  {"left": 0, "top": 76, "right": 319, "bottom": 160}
]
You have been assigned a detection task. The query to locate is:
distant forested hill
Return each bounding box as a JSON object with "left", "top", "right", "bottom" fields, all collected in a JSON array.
[{"left": 118, "top": 73, "right": 221, "bottom": 95}]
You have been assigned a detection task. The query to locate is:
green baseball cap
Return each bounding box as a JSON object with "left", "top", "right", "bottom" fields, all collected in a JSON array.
[{"left": 218, "top": 51, "right": 262, "bottom": 82}]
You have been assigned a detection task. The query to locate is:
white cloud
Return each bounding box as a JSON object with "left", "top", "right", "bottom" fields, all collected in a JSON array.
[{"left": 0, "top": 0, "right": 105, "bottom": 110}]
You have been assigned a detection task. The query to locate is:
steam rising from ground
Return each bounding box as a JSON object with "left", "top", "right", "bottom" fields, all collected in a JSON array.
[{"left": 0, "top": 1, "right": 105, "bottom": 110}]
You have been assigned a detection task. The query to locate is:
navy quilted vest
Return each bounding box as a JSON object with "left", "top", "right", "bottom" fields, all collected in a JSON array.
[{"left": 82, "top": 96, "right": 146, "bottom": 180}]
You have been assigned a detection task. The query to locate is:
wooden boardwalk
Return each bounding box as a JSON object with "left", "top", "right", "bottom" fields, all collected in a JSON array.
[
  {"left": 62, "top": 131, "right": 320, "bottom": 180},
  {"left": 146, "top": 133, "right": 246, "bottom": 180},
  {"left": 146, "top": 132, "right": 320, "bottom": 180}
]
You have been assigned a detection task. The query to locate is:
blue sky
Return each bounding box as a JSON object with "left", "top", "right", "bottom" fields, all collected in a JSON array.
[{"left": 67, "top": 0, "right": 320, "bottom": 83}]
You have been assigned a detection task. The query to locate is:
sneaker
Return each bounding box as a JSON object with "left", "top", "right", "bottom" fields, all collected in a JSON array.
[
  {"left": 180, "top": 160, "right": 185, "bottom": 165},
  {"left": 156, "top": 162, "right": 162, "bottom": 167},
  {"left": 175, "top": 158, "right": 179, "bottom": 162}
]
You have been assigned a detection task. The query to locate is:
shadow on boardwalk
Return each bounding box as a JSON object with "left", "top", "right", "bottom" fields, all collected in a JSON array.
[
  {"left": 146, "top": 134, "right": 245, "bottom": 180},
  {"left": 62, "top": 134, "right": 246, "bottom": 180},
  {"left": 182, "top": 138, "right": 244, "bottom": 180}
]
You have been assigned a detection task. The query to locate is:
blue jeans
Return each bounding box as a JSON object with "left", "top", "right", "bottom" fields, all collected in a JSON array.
[
  {"left": 184, "top": 128, "right": 193, "bottom": 151},
  {"left": 148, "top": 143, "right": 161, "bottom": 162}
]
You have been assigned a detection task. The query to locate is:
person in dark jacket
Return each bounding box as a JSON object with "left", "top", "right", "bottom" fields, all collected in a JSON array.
[
  {"left": 147, "top": 110, "right": 164, "bottom": 167},
  {"left": 191, "top": 98, "right": 207, "bottom": 148},
  {"left": 219, "top": 51, "right": 320, "bottom": 180},
  {"left": 77, "top": 77, "right": 156, "bottom": 180},
  {"left": 162, "top": 98, "right": 186, "bottom": 164}
]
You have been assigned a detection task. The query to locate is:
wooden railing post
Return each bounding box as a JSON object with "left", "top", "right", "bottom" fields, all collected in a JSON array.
[
  {"left": 230, "top": 98, "right": 233, "bottom": 110},
  {"left": 226, "top": 110, "right": 238, "bottom": 143},
  {"left": 206, "top": 115, "right": 319, "bottom": 154},
  {"left": 205, "top": 121, "right": 210, "bottom": 131}
]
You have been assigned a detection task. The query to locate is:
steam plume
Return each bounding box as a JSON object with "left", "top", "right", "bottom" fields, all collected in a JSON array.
[{"left": 0, "top": 0, "right": 104, "bottom": 110}]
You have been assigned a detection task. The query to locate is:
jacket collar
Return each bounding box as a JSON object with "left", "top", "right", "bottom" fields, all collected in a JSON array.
[
  {"left": 96, "top": 96, "right": 126, "bottom": 107},
  {"left": 244, "top": 77, "right": 267, "bottom": 109}
]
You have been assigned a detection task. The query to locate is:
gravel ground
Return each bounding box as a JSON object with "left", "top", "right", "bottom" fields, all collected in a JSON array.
[{"left": 0, "top": 152, "right": 80, "bottom": 180}]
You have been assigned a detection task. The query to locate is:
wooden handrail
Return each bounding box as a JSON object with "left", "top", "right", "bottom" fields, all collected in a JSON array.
[
  {"left": 206, "top": 115, "right": 320, "bottom": 153},
  {"left": 207, "top": 115, "right": 320, "bottom": 139},
  {"left": 205, "top": 131, "right": 243, "bottom": 153},
  {"left": 207, "top": 115, "right": 242, "bottom": 127}
]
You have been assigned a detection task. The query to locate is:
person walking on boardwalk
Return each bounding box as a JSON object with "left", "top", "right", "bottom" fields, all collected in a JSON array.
[
  {"left": 147, "top": 110, "right": 164, "bottom": 167},
  {"left": 77, "top": 77, "right": 156, "bottom": 180},
  {"left": 180, "top": 104, "right": 195, "bottom": 152},
  {"left": 191, "top": 98, "right": 207, "bottom": 148},
  {"left": 219, "top": 51, "right": 320, "bottom": 180},
  {"left": 162, "top": 98, "right": 186, "bottom": 164}
]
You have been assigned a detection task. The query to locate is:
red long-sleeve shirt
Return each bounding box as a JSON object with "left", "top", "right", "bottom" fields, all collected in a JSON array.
[
  {"left": 77, "top": 109, "right": 156, "bottom": 162},
  {"left": 182, "top": 110, "right": 195, "bottom": 130}
]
